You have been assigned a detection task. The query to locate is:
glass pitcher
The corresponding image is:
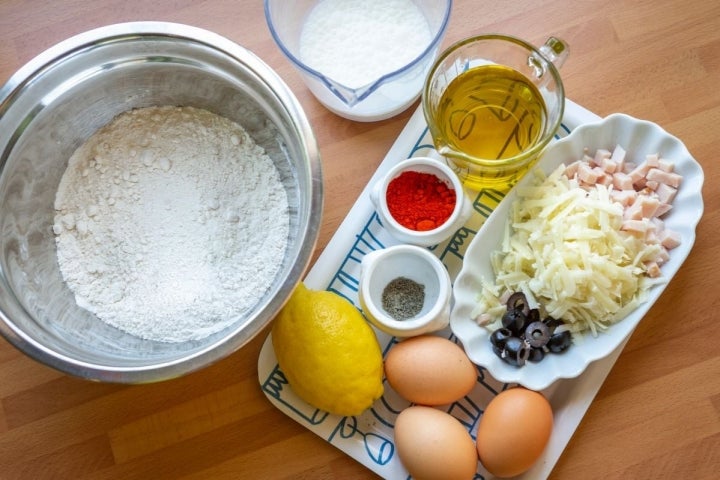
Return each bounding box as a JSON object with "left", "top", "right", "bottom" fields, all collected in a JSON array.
[{"left": 265, "top": 0, "right": 452, "bottom": 122}]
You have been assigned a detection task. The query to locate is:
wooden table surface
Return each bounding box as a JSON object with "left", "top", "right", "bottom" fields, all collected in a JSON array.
[{"left": 1, "top": 1, "right": 718, "bottom": 479}]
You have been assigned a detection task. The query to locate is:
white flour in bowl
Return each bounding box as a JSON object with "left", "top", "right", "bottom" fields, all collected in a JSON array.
[
  {"left": 53, "top": 106, "right": 290, "bottom": 343},
  {"left": 299, "top": 0, "right": 432, "bottom": 88}
]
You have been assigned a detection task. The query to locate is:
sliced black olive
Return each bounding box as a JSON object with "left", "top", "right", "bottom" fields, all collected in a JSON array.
[
  {"left": 490, "top": 327, "right": 513, "bottom": 348},
  {"left": 506, "top": 291, "right": 530, "bottom": 315},
  {"left": 501, "top": 336, "right": 523, "bottom": 354},
  {"left": 548, "top": 330, "right": 572, "bottom": 353},
  {"left": 543, "top": 316, "right": 564, "bottom": 331},
  {"left": 527, "top": 347, "right": 545, "bottom": 363},
  {"left": 501, "top": 336, "right": 529, "bottom": 367},
  {"left": 501, "top": 309, "right": 527, "bottom": 334},
  {"left": 527, "top": 308, "right": 541, "bottom": 323},
  {"left": 524, "top": 321, "right": 551, "bottom": 348}
]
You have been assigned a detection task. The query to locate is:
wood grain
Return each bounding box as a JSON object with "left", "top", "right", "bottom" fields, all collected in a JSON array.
[{"left": 1, "top": 0, "right": 719, "bottom": 478}]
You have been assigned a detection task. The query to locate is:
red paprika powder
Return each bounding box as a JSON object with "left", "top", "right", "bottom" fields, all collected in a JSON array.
[{"left": 385, "top": 170, "right": 457, "bottom": 231}]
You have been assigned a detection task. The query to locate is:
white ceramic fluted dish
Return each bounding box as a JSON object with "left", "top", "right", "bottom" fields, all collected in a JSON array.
[{"left": 450, "top": 113, "right": 704, "bottom": 390}]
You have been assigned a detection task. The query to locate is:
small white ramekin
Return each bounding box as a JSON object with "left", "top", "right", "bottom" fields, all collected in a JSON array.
[
  {"left": 359, "top": 245, "right": 451, "bottom": 338},
  {"left": 369, "top": 157, "right": 472, "bottom": 246}
]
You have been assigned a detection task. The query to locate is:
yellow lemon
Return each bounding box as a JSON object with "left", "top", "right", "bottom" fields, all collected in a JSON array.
[{"left": 272, "top": 282, "right": 384, "bottom": 416}]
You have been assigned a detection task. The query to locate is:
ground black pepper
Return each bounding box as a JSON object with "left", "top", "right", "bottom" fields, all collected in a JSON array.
[{"left": 381, "top": 277, "right": 425, "bottom": 320}]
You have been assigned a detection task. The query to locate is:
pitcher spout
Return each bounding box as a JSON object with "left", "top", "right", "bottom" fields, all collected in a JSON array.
[{"left": 320, "top": 77, "right": 376, "bottom": 108}]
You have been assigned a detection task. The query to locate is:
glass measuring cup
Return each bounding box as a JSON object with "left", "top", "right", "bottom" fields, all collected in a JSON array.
[
  {"left": 422, "top": 34, "right": 569, "bottom": 191},
  {"left": 264, "top": 0, "right": 452, "bottom": 122}
]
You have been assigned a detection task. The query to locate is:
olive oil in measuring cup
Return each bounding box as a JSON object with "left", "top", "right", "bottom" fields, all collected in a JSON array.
[
  {"left": 435, "top": 64, "right": 546, "bottom": 162},
  {"left": 423, "top": 35, "right": 569, "bottom": 191}
]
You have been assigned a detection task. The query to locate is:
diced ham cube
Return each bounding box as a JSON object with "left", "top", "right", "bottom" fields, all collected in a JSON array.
[
  {"left": 638, "top": 196, "right": 660, "bottom": 218},
  {"left": 565, "top": 160, "right": 581, "bottom": 178},
  {"left": 601, "top": 157, "right": 618, "bottom": 173},
  {"left": 655, "top": 247, "right": 671, "bottom": 264},
  {"left": 612, "top": 172, "right": 634, "bottom": 190},
  {"left": 655, "top": 183, "right": 678, "bottom": 204},
  {"left": 596, "top": 169, "right": 613, "bottom": 186},
  {"left": 650, "top": 216, "right": 665, "bottom": 230},
  {"left": 624, "top": 200, "right": 644, "bottom": 220},
  {"left": 611, "top": 189, "right": 638, "bottom": 206},
  {"left": 646, "top": 229, "right": 659, "bottom": 244},
  {"left": 655, "top": 203, "right": 672, "bottom": 217},
  {"left": 475, "top": 312, "right": 493, "bottom": 326},
  {"left": 594, "top": 148, "right": 611, "bottom": 166},
  {"left": 645, "top": 180, "right": 659, "bottom": 191},
  {"left": 659, "top": 229, "right": 682, "bottom": 249},
  {"left": 628, "top": 161, "right": 650, "bottom": 184},
  {"left": 645, "top": 153, "right": 660, "bottom": 168},
  {"left": 646, "top": 168, "right": 682, "bottom": 188},
  {"left": 621, "top": 219, "right": 651, "bottom": 236},
  {"left": 645, "top": 261, "right": 662, "bottom": 278},
  {"left": 610, "top": 144, "right": 626, "bottom": 171},
  {"left": 627, "top": 154, "right": 661, "bottom": 186},
  {"left": 578, "top": 162, "right": 600, "bottom": 184}
]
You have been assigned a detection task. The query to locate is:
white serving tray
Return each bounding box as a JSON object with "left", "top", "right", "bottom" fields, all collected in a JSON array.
[{"left": 258, "top": 100, "right": 621, "bottom": 479}]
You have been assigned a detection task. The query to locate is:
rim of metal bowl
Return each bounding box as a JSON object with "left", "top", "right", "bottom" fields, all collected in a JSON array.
[{"left": 0, "top": 22, "right": 323, "bottom": 383}]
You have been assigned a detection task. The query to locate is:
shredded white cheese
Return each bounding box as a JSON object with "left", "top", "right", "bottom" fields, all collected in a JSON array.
[{"left": 474, "top": 165, "right": 667, "bottom": 336}]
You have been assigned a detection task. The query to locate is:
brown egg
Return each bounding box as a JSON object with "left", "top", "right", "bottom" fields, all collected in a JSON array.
[
  {"left": 476, "top": 387, "right": 554, "bottom": 478},
  {"left": 395, "top": 405, "right": 478, "bottom": 480},
  {"left": 384, "top": 335, "right": 477, "bottom": 405}
]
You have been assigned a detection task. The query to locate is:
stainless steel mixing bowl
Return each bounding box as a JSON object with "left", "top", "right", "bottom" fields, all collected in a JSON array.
[{"left": 0, "top": 22, "right": 323, "bottom": 382}]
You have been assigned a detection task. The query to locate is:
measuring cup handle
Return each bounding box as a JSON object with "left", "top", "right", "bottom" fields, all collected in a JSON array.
[{"left": 539, "top": 37, "right": 569, "bottom": 69}]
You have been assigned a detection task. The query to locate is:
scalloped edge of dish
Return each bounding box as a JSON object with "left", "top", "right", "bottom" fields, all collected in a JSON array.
[{"left": 450, "top": 113, "right": 705, "bottom": 390}]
